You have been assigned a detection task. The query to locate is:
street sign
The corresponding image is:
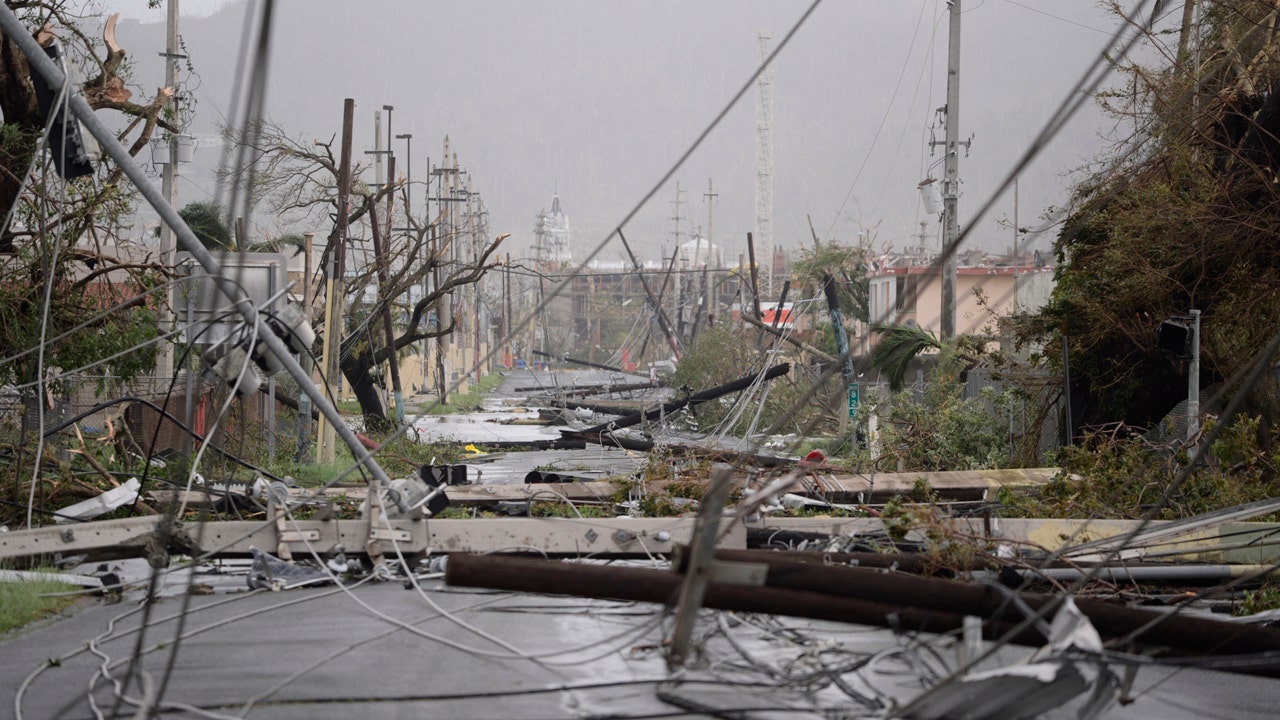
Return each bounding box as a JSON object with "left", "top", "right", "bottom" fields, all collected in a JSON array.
[{"left": 848, "top": 382, "right": 860, "bottom": 420}]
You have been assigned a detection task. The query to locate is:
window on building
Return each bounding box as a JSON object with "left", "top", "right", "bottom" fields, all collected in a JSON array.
[{"left": 895, "top": 276, "right": 919, "bottom": 313}]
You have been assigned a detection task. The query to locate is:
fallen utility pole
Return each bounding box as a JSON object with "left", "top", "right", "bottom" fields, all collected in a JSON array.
[
  {"left": 532, "top": 350, "right": 624, "bottom": 374},
  {"left": 741, "top": 313, "right": 835, "bottom": 362},
  {"left": 446, "top": 552, "right": 1042, "bottom": 647},
  {"left": 558, "top": 428, "right": 793, "bottom": 468},
  {"left": 694, "top": 547, "right": 971, "bottom": 576},
  {"left": 675, "top": 549, "right": 1280, "bottom": 664},
  {"left": 550, "top": 399, "right": 647, "bottom": 417},
  {"left": 445, "top": 553, "right": 1280, "bottom": 676},
  {"left": 0, "top": 517, "right": 747, "bottom": 564},
  {"left": 618, "top": 228, "right": 681, "bottom": 359},
  {"left": 574, "top": 362, "right": 790, "bottom": 436},
  {"left": 517, "top": 380, "right": 660, "bottom": 396}
]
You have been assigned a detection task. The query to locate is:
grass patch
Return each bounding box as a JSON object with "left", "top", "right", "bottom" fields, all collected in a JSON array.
[
  {"left": 0, "top": 574, "right": 78, "bottom": 635},
  {"left": 417, "top": 373, "right": 506, "bottom": 415},
  {"left": 335, "top": 400, "right": 363, "bottom": 414}
]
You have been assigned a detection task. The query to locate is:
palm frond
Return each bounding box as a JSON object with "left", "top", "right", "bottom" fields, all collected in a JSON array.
[{"left": 870, "top": 322, "right": 941, "bottom": 392}]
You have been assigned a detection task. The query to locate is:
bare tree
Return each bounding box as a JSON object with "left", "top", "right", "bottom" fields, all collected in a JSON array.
[{"left": 226, "top": 119, "right": 506, "bottom": 428}]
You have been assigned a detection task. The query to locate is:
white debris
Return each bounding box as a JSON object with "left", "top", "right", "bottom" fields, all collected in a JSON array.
[{"left": 55, "top": 477, "right": 140, "bottom": 524}]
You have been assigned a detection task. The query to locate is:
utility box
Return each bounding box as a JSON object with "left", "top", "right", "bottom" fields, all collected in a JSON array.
[{"left": 176, "top": 252, "right": 288, "bottom": 346}]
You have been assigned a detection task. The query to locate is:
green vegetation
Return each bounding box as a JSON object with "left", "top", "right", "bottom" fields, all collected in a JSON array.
[
  {"left": 1015, "top": 1, "right": 1280, "bottom": 434},
  {"left": 0, "top": 575, "right": 77, "bottom": 635},
  {"left": 875, "top": 347, "right": 1026, "bottom": 472},
  {"left": 178, "top": 201, "right": 233, "bottom": 250},
  {"left": 670, "top": 324, "right": 839, "bottom": 437},
  {"left": 1239, "top": 582, "right": 1280, "bottom": 616},
  {"left": 416, "top": 373, "right": 506, "bottom": 415},
  {"left": 999, "top": 414, "right": 1280, "bottom": 521}
]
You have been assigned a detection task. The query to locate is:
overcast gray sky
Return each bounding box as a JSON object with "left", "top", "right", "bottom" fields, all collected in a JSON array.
[{"left": 105, "top": 0, "right": 1130, "bottom": 265}]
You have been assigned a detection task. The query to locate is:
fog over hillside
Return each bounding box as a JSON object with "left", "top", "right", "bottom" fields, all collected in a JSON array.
[{"left": 106, "top": 0, "right": 1120, "bottom": 265}]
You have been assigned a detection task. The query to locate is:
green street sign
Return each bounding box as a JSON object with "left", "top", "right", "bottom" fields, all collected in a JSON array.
[{"left": 848, "top": 382, "right": 860, "bottom": 420}]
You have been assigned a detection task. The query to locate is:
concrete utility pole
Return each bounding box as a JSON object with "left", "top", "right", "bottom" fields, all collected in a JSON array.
[
  {"left": 940, "top": 0, "right": 962, "bottom": 340},
  {"left": 468, "top": 175, "right": 482, "bottom": 384},
  {"left": 158, "top": 0, "right": 180, "bottom": 386},
  {"left": 671, "top": 182, "right": 685, "bottom": 337},
  {"left": 702, "top": 178, "right": 717, "bottom": 269},
  {"left": 1188, "top": 308, "right": 1201, "bottom": 443},
  {"left": 372, "top": 154, "right": 404, "bottom": 425},
  {"left": 296, "top": 231, "right": 314, "bottom": 462}
]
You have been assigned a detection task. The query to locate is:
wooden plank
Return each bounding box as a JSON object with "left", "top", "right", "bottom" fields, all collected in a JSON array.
[{"left": 806, "top": 468, "right": 1060, "bottom": 503}]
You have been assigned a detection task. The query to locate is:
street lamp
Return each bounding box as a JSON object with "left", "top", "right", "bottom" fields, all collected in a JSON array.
[
  {"left": 382, "top": 105, "right": 394, "bottom": 158},
  {"left": 395, "top": 133, "right": 412, "bottom": 222}
]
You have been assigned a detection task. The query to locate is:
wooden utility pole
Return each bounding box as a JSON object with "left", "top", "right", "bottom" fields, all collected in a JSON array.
[
  {"left": 317, "top": 98, "right": 354, "bottom": 463},
  {"left": 746, "top": 232, "right": 762, "bottom": 320}
]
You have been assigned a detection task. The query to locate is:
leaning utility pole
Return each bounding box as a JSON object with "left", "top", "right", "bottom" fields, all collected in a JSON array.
[
  {"left": 317, "top": 98, "right": 354, "bottom": 464},
  {"left": 940, "top": 0, "right": 962, "bottom": 339}
]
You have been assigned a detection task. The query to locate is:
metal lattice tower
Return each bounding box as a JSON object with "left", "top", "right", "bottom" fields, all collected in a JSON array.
[{"left": 754, "top": 33, "right": 774, "bottom": 293}]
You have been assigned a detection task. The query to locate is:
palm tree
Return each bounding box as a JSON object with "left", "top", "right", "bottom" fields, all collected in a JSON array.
[
  {"left": 178, "top": 201, "right": 232, "bottom": 250},
  {"left": 869, "top": 322, "right": 941, "bottom": 392},
  {"left": 245, "top": 232, "right": 307, "bottom": 256}
]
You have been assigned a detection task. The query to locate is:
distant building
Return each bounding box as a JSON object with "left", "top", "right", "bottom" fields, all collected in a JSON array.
[
  {"left": 535, "top": 194, "right": 572, "bottom": 265},
  {"left": 867, "top": 251, "right": 1053, "bottom": 341},
  {"left": 677, "top": 237, "right": 724, "bottom": 269}
]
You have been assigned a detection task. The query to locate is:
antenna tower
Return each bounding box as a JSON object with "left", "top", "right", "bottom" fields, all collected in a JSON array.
[{"left": 754, "top": 33, "right": 775, "bottom": 294}]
